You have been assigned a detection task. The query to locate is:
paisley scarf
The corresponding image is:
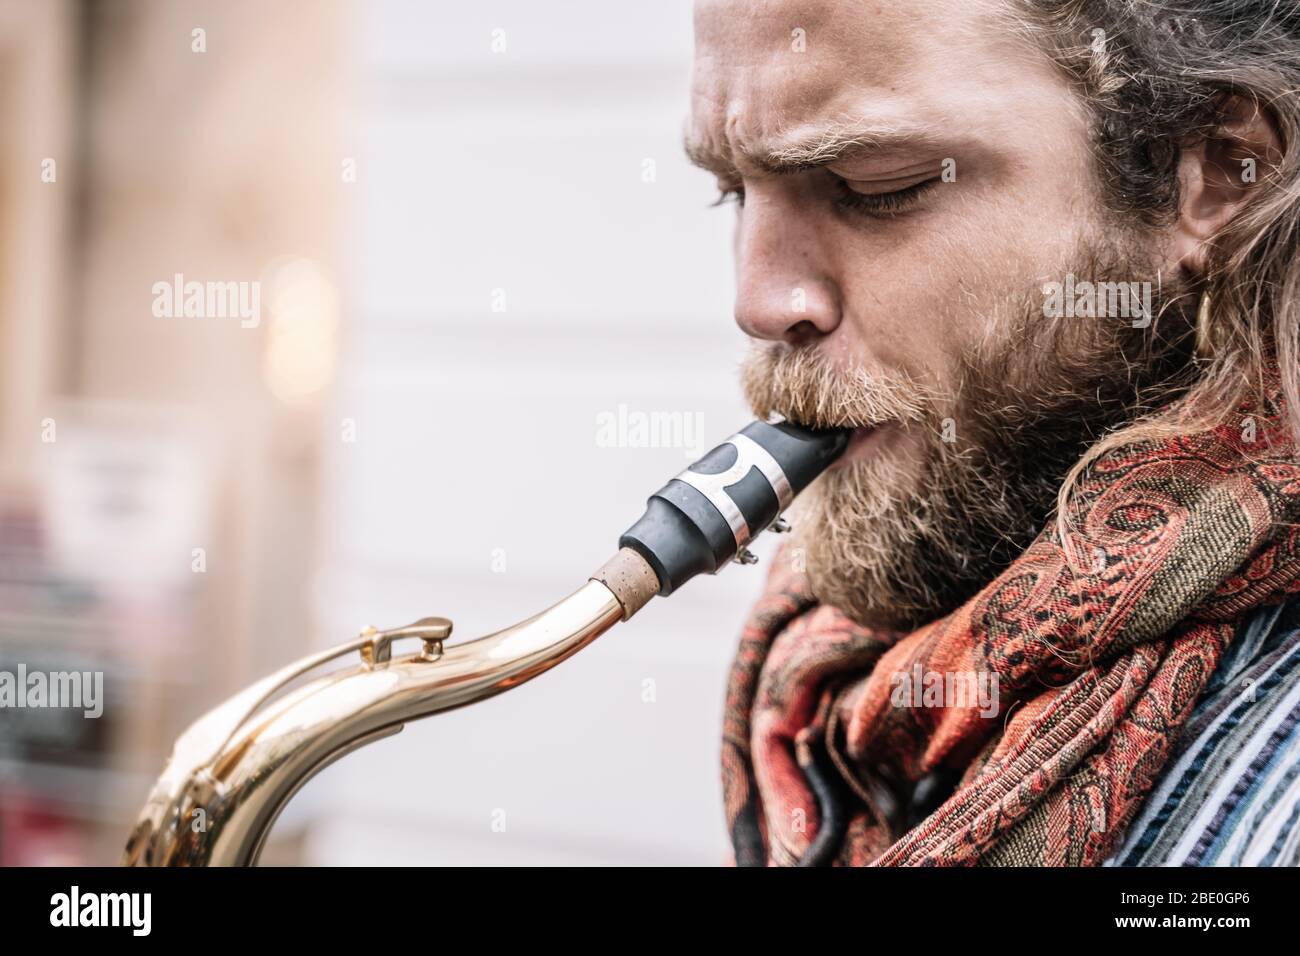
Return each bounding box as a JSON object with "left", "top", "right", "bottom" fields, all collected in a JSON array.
[{"left": 722, "top": 373, "right": 1300, "bottom": 866}]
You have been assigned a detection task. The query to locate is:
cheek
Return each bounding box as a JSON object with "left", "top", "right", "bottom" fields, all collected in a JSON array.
[
  {"left": 830, "top": 231, "right": 989, "bottom": 392},
  {"left": 826, "top": 173, "right": 1095, "bottom": 394}
]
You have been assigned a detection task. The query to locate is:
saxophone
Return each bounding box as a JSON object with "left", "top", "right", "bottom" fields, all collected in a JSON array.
[{"left": 123, "top": 420, "right": 848, "bottom": 865}]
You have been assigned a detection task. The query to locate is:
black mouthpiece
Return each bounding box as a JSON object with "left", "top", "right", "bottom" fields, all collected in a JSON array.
[{"left": 618, "top": 421, "right": 849, "bottom": 596}]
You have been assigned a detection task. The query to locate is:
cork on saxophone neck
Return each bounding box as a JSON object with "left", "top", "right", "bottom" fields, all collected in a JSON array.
[{"left": 590, "top": 547, "right": 661, "bottom": 620}]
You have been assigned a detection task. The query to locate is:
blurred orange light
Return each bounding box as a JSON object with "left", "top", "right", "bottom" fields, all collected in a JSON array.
[{"left": 260, "top": 256, "right": 340, "bottom": 405}]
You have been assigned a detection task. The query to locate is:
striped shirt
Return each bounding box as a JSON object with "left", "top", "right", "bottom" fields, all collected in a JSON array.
[{"left": 1108, "top": 599, "right": 1300, "bottom": 866}]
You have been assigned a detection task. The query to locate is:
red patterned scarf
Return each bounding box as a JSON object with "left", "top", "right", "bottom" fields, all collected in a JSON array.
[{"left": 722, "top": 374, "right": 1300, "bottom": 866}]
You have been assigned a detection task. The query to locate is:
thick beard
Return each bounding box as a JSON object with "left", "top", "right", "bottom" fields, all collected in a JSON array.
[{"left": 742, "top": 247, "right": 1195, "bottom": 632}]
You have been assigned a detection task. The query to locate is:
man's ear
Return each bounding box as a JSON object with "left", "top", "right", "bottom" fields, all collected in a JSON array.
[{"left": 1174, "top": 94, "right": 1283, "bottom": 276}]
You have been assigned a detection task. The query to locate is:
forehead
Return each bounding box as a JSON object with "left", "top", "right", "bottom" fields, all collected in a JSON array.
[{"left": 690, "top": 0, "right": 1065, "bottom": 168}]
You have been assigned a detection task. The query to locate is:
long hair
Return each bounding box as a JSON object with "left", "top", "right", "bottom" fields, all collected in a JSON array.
[{"left": 1010, "top": 1, "right": 1300, "bottom": 554}]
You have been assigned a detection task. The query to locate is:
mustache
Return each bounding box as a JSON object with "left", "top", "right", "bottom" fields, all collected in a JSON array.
[{"left": 740, "top": 343, "right": 933, "bottom": 429}]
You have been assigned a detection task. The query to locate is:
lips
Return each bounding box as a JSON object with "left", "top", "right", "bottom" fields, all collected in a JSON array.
[
  {"left": 772, "top": 414, "right": 891, "bottom": 467},
  {"left": 829, "top": 423, "right": 891, "bottom": 468}
]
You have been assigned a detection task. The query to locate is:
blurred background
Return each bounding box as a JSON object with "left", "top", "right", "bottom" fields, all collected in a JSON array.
[{"left": 0, "top": 0, "right": 770, "bottom": 864}]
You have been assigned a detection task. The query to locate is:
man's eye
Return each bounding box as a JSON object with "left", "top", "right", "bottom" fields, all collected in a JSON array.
[
  {"left": 712, "top": 185, "right": 745, "bottom": 208},
  {"left": 833, "top": 177, "right": 938, "bottom": 218},
  {"left": 710, "top": 178, "right": 936, "bottom": 216}
]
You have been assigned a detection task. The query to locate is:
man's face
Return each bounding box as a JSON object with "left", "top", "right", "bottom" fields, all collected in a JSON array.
[{"left": 688, "top": 0, "right": 1189, "bottom": 628}]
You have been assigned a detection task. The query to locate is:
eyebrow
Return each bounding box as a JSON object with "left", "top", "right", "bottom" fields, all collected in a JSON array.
[{"left": 684, "top": 121, "right": 943, "bottom": 178}]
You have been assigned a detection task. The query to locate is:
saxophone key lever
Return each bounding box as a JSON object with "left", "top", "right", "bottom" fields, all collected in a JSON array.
[{"left": 361, "top": 617, "right": 454, "bottom": 666}]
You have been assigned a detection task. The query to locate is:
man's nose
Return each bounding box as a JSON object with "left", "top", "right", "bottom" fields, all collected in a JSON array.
[{"left": 733, "top": 191, "right": 841, "bottom": 344}]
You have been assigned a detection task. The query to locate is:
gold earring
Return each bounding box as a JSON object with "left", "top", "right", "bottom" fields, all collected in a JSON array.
[{"left": 1195, "top": 290, "right": 1214, "bottom": 361}]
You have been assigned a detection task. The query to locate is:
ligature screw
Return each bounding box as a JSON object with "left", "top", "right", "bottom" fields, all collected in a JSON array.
[
  {"left": 734, "top": 548, "right": 759, "bottom": 566},
  {"left": 770, "top": 517, "right": 791, "bottom": 533}
]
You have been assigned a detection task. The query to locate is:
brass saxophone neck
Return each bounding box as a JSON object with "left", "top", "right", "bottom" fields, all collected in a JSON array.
[
  {"left": 124, "top": 421, "right": 847, "bottom": 866},
  {"left": 124, "top": 549, "right": 657, "bottom": 866}
]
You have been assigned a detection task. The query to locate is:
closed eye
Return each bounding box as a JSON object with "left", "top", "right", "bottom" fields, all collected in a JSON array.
[
  {"left": 712, "top": 176, "right": 940, "bottom": 217},
  {"left": 833, "top": 176, "right": 939, "bottom": 218}
]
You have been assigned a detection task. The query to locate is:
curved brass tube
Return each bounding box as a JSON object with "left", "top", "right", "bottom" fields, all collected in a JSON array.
[
  {"left": 123, "top": 420, "right": 847, "bottom": 866},
  {"left": 124, "top": 550, "right": 655, "bottom": 866}
]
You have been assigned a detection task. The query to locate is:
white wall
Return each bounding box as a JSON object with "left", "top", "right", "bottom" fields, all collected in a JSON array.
[{"left": 304, "top": 0, "right": 773, "bottom": 865}]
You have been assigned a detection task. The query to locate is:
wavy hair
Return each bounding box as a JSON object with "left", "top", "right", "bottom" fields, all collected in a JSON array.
[{"left": 1010, "top": 1, "right": 1300, "bottom": 552}]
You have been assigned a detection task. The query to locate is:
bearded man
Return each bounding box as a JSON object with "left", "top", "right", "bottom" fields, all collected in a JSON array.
[{"left": 688, "top": 0, "right": 1300, "bottom": 866}]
